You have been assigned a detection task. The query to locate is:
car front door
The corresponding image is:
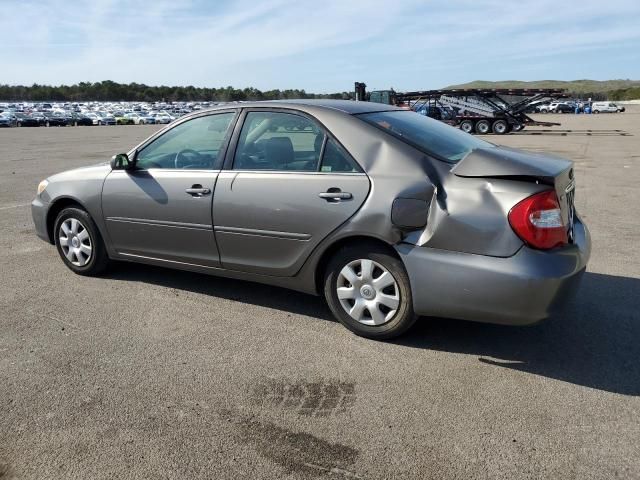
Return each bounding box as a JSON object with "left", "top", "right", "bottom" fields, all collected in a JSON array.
[
  {"left": 102, "top": 111, "right": 237, "bottom": 267},
  {"left": 212, "top": 109, "right": 370, "bottom": 277}
]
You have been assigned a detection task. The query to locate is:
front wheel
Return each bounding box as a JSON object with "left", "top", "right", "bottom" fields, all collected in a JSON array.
[
  {"left": 54, "top": 207, "right": 110, "bottom": 276},
  {"left": 324, "top": 245, "right": 416, "bottom": 340}
]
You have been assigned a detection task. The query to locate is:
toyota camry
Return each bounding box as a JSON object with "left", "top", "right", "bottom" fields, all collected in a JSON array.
[{"left": 32, "top": 100, "right": 590, "bottom": 339}]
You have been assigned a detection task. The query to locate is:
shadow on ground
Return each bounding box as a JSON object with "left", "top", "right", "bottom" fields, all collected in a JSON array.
[
  {"left": 397, "top": 272, "right": 640, "bottom": 396},
  {"left": 107, "top": 265, "right": 639, "bottom": 396}
]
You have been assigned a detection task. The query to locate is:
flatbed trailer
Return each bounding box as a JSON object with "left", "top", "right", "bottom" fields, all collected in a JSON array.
[{"left": 354, "top": 82, "right": 569, "bottom": 134}]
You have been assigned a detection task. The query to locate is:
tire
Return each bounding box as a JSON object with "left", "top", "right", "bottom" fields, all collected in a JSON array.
[
  {"left": 45, "top": 121, "right": 50, "bottom": 127},
  {"left": 460, "top": 120, "right": 474, "bottom": 134},
  {"left": 492, "top": 119, "right": 509, "bottom": 134},
  {"left": 323, "top": 244, "right": 417, "bottom": 340},
  {"left": 593, "top": 110, "right": 600, "bottom": 114},
  {"left": 540, "top": 109, "right": 548, "bottom": 114},
  {"left": 17, "top": 122, "right": 21, "bottom": 127},
  {"left": 475, "top": 120, "right": 490, "bottom": 135},
  {"left": 54, "top": 207, "right": 110, "bottom": 276},
  {"left": 512, "top": 124, "right": 524, "bottom": 132}
]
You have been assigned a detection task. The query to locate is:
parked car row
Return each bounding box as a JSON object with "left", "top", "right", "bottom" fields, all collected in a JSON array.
[
  {"left": 528, "top": 101, "right": 626, "bottom": 114},
  {"left": 0, "top": 100, "right": 227, "bottom": 128}
]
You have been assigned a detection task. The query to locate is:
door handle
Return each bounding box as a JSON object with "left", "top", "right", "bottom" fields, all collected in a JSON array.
[
  {"left": 185, "top": 185, "right": 211, "bottom": 196},
  {"left": 318, "top": 189, "right": 352, "bottom": 201}
]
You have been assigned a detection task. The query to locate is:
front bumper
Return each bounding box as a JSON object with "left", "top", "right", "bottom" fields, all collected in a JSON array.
[
  {"left": 32, "top": 196, "right": 51, "bottom": 243},
  {"left": 397, "top": 217, "right": 591, "bottom": 325}
]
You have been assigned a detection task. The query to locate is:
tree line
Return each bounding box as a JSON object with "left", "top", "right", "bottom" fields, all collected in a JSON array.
[
  {"left": 0, "top": 81, "right": 352, "bottom": 102},
  {"left": 1, "top": 80, "right": 637, "bottom": 103}
]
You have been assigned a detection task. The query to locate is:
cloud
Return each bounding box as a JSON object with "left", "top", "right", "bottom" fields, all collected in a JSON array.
[{"left": 1, "top": 0, "right": 639, "bottom": 90}]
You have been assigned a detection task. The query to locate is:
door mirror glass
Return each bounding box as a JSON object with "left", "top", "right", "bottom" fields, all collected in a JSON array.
[{"left": 110, "top": 153, "right": 134, "bottom": 170}]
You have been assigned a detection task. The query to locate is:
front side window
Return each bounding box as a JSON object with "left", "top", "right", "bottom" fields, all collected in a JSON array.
[
  {"left": 358, "top": 110, "right": 494, "bottom": 163},
  {"left": 233, "top": 112, "right": 324, "bottom": 171},
  {"left": 135, "top": 112, "right": 235, "bottom": 170}
]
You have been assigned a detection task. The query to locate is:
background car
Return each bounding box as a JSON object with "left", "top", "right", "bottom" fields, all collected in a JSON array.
[
  {"left": 0, "top": 112, "right": 17, "bottom": 127},
  {"left": 15, "top": 112, "right": 41, "bottom": 127},
  {"left": 115, "top": 114, "right": 135, "bottom": 125},
  {"left": 42, "top": 113, "right": 68, "bottom": 127},
  {"left": 592, "top": 101, "right": 624, "bottom": 113},
  {"left": 68, "top": 112, "right": 94, "bottom": 126},
  {"left": 95, "top": 113, "right": 116, "bottom": 125},
  {"left": 126, "top": 113, "right": 156, "bottom": 125},
  {"left": 554, "top": 103, "right": 577, "bottom": 113},
  {"left": 152, "top": 112, "right": 173, "bottom": 124},
  {"left": 84, "top": 113, "right": 102, "bottom": 125}
]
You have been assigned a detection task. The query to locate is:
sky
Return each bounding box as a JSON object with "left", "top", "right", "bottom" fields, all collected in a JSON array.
[{"left": 2, "top": 0, "right": 640, "bottom": 92}]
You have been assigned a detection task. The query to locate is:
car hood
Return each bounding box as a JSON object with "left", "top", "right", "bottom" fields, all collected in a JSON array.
[
  {"left": 451, "top": 146, "right": 572, "bottom": 184},
  {"left": 48, "top": 163, "right": 111, "bottom": 183}
]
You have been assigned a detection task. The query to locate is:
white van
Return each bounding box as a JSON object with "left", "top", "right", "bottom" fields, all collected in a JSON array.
[{"left": 592, "top": 102, "right": 624, "bottom": 113}]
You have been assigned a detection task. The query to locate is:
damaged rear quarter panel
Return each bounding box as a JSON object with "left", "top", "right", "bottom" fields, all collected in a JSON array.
[{"left": 410, "top": 174, "right": 549, "bottom": 257}]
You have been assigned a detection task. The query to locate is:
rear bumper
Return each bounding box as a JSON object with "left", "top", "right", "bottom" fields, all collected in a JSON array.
[
  {"left": 32, "top": 196, "right": 51, "bottom": 243},
  {"left": 397, "top": 217, "right": 591, "bottom": 325}
]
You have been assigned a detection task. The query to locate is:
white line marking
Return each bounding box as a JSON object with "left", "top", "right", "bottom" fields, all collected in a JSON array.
[{"left": 0, "top": 203, "right": 30, "bottom": 211}]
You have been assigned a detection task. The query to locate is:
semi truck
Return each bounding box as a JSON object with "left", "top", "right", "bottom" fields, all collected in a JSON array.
[{"left": 354, "top": 82, "right": 569, "bottom": 134}]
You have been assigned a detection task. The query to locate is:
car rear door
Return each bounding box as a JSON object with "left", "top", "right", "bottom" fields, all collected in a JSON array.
[
  {"left": 102, "top": 110, "right": 237, "bottom": 267},
  {"left": 212, "top": 109, "right": 370, "bottom": 277}
]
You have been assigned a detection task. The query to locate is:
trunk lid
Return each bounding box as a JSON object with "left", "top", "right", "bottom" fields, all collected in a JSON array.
[{"left": 452, "top": 146, "right": 577, "bottom": 243}]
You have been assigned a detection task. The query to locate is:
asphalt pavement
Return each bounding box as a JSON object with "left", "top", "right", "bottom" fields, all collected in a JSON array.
[{"left": 1, "top": 110, "right": 639, "bottom": 479}]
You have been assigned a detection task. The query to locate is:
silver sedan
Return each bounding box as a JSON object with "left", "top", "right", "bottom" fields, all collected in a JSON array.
[{"left": 32, "top": 100, "right": 590, "bottom": 339}]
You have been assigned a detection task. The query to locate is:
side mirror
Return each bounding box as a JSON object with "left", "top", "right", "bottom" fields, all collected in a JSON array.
[{"left": 110, "top": 152, "right": 135, "bottom": 170}]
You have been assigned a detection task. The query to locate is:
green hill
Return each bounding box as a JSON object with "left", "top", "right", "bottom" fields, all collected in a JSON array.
[{"left": 444, "top": 79, "right": 640, "bottom": 93}]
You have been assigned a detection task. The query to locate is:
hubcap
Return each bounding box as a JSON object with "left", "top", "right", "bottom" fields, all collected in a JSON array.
[
  {"left": 336, "top": 259, "right": 400, "bottom": 326},
  {"left": 59, "top": 218, "right": 92, "bottom": 267}
]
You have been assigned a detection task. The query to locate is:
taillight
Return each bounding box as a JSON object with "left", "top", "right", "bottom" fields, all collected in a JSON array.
[{"left": 508, "top": 190, "right": 568, "bottom": 250}]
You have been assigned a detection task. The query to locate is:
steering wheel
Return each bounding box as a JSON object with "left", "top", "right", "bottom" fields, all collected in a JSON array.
[{"left": 174, "top": 148, "right": 203, "bottom": 169}]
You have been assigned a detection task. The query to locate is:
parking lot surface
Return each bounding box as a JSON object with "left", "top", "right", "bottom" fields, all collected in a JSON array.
[{"left": 1, "top": 111, "right": 639, "bottom": 479}]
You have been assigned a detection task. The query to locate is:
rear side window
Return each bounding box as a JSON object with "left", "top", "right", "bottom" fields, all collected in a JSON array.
[
  {"left": 357, "top": 110, "right": 494, "bottom": 163},
  {"left": 234, "top": 112, "right": 323, "bottom": 171},
  {"left": 320, "top": 138, "right": 360, "bottom": 173}
]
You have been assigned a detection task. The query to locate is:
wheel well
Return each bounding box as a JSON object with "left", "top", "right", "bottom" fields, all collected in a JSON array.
[
  {"left": 314, "top": 236, "right": 399, "bottom": 294},
  {"left": 46, "top": 198, "right": 85, "bottom": 244}
]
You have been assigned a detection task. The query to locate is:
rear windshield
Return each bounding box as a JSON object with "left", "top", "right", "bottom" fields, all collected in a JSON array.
[{"left": 357, "top": 110, "right": 494, "bottom": 163}]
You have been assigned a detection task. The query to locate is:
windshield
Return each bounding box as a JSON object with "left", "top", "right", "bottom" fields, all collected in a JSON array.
[{"left": 357, "top": 110, "right": 494, "bottom": 163}]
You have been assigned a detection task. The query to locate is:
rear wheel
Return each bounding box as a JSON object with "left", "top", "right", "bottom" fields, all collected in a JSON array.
[
  {"left": 54, "top": 207, "right": 110, "bottom": 276},
  {"left": 492, "top": 119, "right": 509, "bottom": 134},
  {"left": 475, "top": 120, "right": 490, "bottom": 135},
  {"left": 45, "top": 121, "right": 50, "bottom": 127},
  {"left": 593, "top": 110, "right": 600, "bottom": 114},
  {"left": 512, "top": 124, "right": 524, "bottom": 132},
  {"left": 460, "top": 120, "right": 474, "bottom": 134},
  {"left": 324, "top": 244, "right": 416, "bottom": 340}
]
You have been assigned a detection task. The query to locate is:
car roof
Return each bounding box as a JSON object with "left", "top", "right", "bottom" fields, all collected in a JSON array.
[{"left": 199, "top": 99, "right": 402, "bottom": 115}]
